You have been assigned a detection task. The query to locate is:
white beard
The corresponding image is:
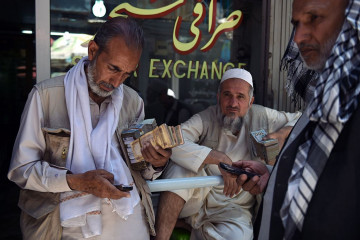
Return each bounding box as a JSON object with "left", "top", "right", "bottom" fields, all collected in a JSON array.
[
  {"left": 222, "top": 115, "right": 243, "bottom": 134},
  {"left": 87, "top": 59, "right": 113, "bottom": 98}
]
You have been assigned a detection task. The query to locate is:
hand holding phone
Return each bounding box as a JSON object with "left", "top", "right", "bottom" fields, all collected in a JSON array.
[
  {"left": 219, "top": 162, "right": 260, "bottom": 180},
  {"left": 114, "top": 184, "right": 133, "bottom": 192}
]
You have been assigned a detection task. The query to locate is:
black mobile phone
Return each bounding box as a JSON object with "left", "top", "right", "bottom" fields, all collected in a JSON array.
[
  {"left": 219, "top": 162, "right": 259, "bottom": 180},
  {"left": 115, "top": 184, "right": 133, "bottom": 192}
]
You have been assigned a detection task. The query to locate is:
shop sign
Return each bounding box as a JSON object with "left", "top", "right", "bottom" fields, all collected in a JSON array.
[
  {"left": 110, "top": 0, "right": 242, "bottom": 54},
  {"left": 109, "top": 0, "right": 244, "bottom": 79}
]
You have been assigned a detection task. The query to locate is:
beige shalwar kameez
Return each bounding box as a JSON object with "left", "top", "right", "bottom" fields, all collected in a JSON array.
[{"left": 163, "top": 107, "right": 301, "bottom": 240}]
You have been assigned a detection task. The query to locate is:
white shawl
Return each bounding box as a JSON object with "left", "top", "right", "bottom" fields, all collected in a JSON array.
[{"left": 60, "top": 57, "right": 140, "bottom": 238}]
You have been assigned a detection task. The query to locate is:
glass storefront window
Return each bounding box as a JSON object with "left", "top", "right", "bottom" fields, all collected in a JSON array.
[{"left": 50, "top": 0, "right": 266, "bottom": 125}]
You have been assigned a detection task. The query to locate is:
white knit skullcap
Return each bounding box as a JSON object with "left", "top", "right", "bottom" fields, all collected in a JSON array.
[{"left": 220, "top": 68, "right": 253, "bottom": 87}]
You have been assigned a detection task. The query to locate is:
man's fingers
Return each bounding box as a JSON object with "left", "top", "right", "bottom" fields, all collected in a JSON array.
[
  {"left": 141, "top": 147, "right": 151, "bottom": 161},
  {"left": 101, "top": 173, "right": 115, "bottom": 184},
  {"left": 95, "top": 169, "right": 114, "bottom": 182},
  {"left": 262, "top": 133, "right": 275, "bottom": 141},
  {"left": 73, "top": 170, "right": 133, "bottom": 199},
  {"left": 225, "top": 178, "right": 232, "bottom": 197},
  {"left": 223, "top": 176, "right": 230, "bottom": 196},
  {"left": 108, "top": 185, "right": 131, "bottom": 199},
  {"left": 223, "top": 176, "right": 232, "bottom": 196},
  {"left": 222, "top": 174, "right": 238, "bottom": 197},
  {"left": 257, "top": 174, "right": 270, "bottom": 193},
  {"left": 226, "top": 181, "right": 236, "bottom": 197},
  {"left": 242, "top": 175, "right": 259, "bottom": 191},
  {"left": 219, "top": 166, "right": 239, "bottom": 197},
  {"left": 249, "top": 185, "right": 261, "bottom": 195},
  {"left": 94, "top": 183, "right": 131, "bottom": 199},
  {"left": 229, "top": 179, "right": 238, "bottom": 197},
  {"left": 141, "top": 143, "right": 171, "bottom": 167},
  {"left": 154, "top": 146, "right": 172, "bottom": 158},
  {"left": 242, "top": 176, "right": 261, "bottom": 195},
  {"left": 141, "top": 142, "right": 159, "bottom": 160},
  {"left": 236, "top": 174, "right": 248, "bottom": 186},
  {"left": 235, "top": 183, "right": 242, "bottom": 195}
]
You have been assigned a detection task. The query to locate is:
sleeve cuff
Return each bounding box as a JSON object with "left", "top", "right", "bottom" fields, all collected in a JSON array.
[
  {"left": 141, "top": 161, "right": 169, "bottom": 181},
  {"left": 46, "top": 168, "right": 72, "bottom": 192},
  {"left": 193, "top": 147, "right": 212, "bottom": 172}
]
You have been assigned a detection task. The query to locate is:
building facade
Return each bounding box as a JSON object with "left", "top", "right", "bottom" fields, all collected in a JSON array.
[{"left": 0, "top": 0, "right": 295, "bottom": 238}]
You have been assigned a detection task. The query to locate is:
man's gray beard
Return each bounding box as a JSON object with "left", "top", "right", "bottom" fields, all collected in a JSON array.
[
  {"left": 300, "top": 31, "right": 339, "bottom": 72},
  {"left": 87, "top": 60, "right": 113, "bottom": 98},
  {"left": 222, "top": 115, "right": 243, "bottom": 134}
]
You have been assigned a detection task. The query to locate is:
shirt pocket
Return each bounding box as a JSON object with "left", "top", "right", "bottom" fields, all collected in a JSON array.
[{"left": 42, "top": 127, "right": 70, "bottom": 168}]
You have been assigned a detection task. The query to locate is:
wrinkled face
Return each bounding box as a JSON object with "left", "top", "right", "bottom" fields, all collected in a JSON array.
[
  {"left": 217, "top": 78, "right": 254, "bottom": 119},
  {"left": 292, "top": 0, "right": 347, "bottom": 71},
  {"left": 87, "top": 36, "right": 142, "bottom": 98}
]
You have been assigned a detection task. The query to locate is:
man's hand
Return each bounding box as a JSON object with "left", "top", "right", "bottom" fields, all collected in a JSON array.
[
  {"left": 219, "top": 165, "right": 243, "bottom": 198},
  {"left": 263, "top": 126, "right": 292, "bottom": 150},
  {"left": 204, "top": 150, "right": 238, "bottom": 197},
  {"left": 66, "top": 169, "right": 130, "bottom": 199},
  {"left": 141, "top": 142, "right": 171, "bottom": 168},
  {"left": 232, "top": 160, "right": 270, "bottom": 195}
]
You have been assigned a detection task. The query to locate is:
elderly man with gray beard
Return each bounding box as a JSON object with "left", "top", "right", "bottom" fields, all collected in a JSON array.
[
  {"left": 8, "top": 17, "right": 170, "bottom": 240},
  {"left": 155, "top": 68, "right": 301, "bottom": 240},
  {"left": 256, "top": 0, "right": 360, "bottom": 239}
]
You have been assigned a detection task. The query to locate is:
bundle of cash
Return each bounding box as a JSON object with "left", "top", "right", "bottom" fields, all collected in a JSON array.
[
  {"left": 121, "top": 119, "right": 184, "bottom": 170},
  {"left": 250, "top": 129, "right": 279, "bottom": 165}
]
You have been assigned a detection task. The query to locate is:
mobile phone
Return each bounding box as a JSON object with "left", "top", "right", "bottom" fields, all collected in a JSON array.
[
  {"left": 115, "top": 184, "right": 133, "bottom": 192},
  {"left": 219, "top": 162, "right": 259, "bottom": 180}
]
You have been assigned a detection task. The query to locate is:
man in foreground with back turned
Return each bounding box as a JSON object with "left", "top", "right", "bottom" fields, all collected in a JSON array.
[
  {"left": 8, "top": 17, "right": 170, "bottom": 240},
  {"left": 256, "top": 0, "right": 360, "bottom": 239},
  {"left": 155, "top": 68, "right": 302, "bottom": 240}
]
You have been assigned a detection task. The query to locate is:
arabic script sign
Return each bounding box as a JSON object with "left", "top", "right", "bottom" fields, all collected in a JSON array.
[{"left": 109, "top": 0, "right": 243, "bottom": 55}]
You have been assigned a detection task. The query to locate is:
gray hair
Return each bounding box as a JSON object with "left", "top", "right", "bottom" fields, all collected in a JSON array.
[
  {"left": 93, "top": 17, "right": 144, "bottom": 55},
  {"left": 218, "top": 80, "right": 254, "bottom": 105}
]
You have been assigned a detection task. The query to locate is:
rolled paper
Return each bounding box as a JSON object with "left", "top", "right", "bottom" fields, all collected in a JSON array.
[{"left": 146, "top": 175, "right": 224, "bottom": 192}]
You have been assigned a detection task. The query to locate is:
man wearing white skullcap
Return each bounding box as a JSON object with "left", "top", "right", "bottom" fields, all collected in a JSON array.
[
  {"left": 155, "top": 68, "right": 302, "bottom": 240},
  {"left": 220, "top": 68, "right": 253, "bottom": 86}
]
